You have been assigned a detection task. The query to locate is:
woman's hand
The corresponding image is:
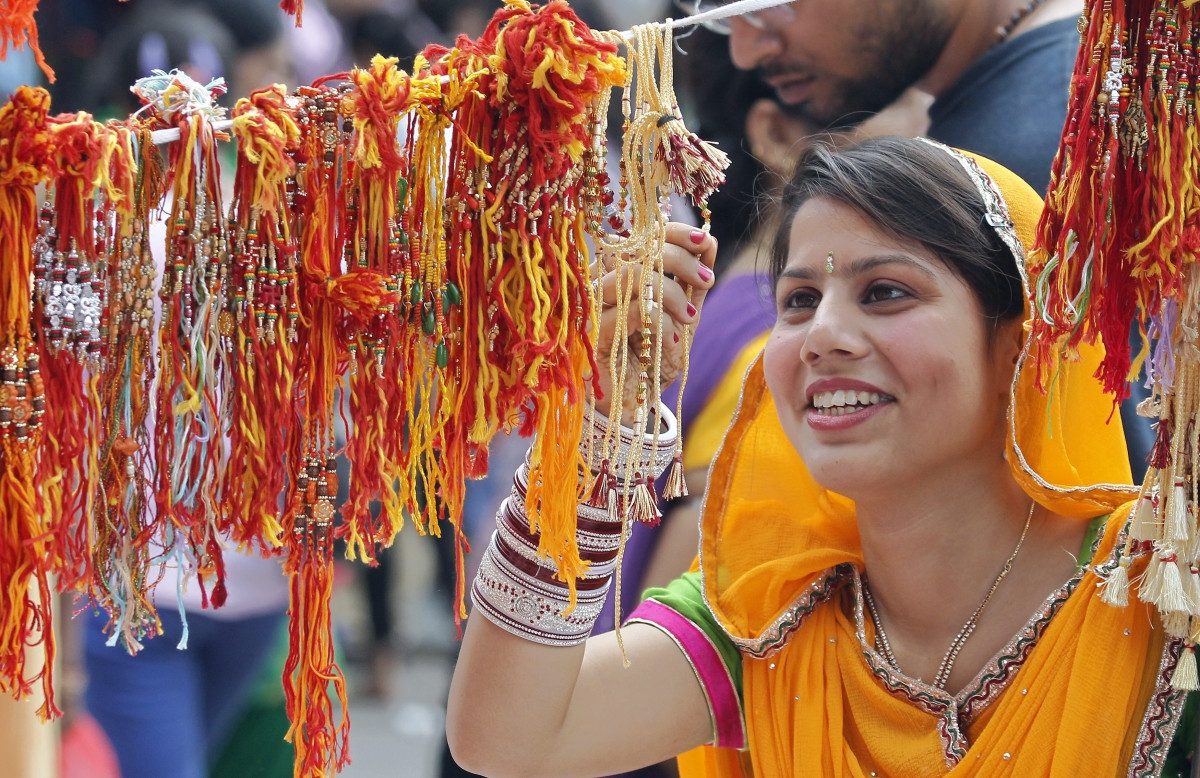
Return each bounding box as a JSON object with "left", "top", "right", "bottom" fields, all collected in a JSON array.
[{"left": 591, "top": 223, "right": 717, "bottom": 427}]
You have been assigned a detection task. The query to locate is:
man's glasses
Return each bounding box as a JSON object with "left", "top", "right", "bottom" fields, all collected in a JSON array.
[{"left": 671, "top": 0, "right": 798, "bottom": 36}]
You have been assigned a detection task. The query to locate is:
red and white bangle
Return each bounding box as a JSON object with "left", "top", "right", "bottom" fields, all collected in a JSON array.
[{"left": 585, "top": 404, "right": 678, "bottom": 484}]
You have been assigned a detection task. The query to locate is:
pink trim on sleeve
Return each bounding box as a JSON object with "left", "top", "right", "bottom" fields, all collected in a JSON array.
[{"left": 627, "top": 599, "right": 747, "bottom": 750}]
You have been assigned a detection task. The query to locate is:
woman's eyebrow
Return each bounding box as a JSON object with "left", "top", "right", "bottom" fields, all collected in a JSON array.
[{"left": 778, "top": 254, "right": 937, "bottom": 283}]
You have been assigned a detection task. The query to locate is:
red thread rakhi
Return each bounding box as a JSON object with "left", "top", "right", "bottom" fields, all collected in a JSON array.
[
  {"left": 282, "top": 82, "right": 355, "bottom": 778},
  {"left": 0, "top": 85, "right": 55, "bottom": 720},
  {"left": 1030, "top": 0, "right": 1200, "bottom": 398},
  {"left": 1032, "top": 0, "right": 1200, "bottom": 692},
  {"left": 226, "top": 85, "right": 302, "bottom": 552},
  {"left": 425, "top": 0, "right": 627, "bottom": 612},
  {"left": 0, "top": 0, "right": 52, "bottom": 81},
  {"left": 340, "top": 56, "right": 419, "bottom": 564},
  {"left": 91, "top": 122, "right": 165, "bottom": 652},
  {"left": 133, "top": 69, "right": 233, "bottom": 613}
]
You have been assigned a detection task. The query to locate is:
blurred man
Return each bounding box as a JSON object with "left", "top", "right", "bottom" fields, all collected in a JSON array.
[{"left": 682, "top": 0, "right": 1080, "bottom": 195}]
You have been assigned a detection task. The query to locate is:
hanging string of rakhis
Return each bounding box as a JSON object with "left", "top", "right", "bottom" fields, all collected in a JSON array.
[
  {"left": 0, "top": 1, "right": 729, "bottom": 776},
  {"left": 1029, "top": 0, "right": 1200, "bottom": 692}
]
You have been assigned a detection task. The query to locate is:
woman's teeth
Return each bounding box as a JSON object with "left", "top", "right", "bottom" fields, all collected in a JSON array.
[{"left": 811, "top": 390, "right": 885, "bottom": 415}]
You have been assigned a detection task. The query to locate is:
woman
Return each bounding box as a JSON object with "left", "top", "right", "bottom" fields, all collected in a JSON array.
[{"left": 447, "top": 136, "right": 1185, "bottom": 776}]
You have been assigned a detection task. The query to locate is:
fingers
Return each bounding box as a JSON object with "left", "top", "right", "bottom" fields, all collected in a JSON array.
[{"left": 591, "top": 223, "right": 717, "bottom": 324}]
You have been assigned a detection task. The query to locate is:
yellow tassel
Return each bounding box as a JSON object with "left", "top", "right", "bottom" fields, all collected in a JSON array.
[
  {"left": 1131, "top": 491, "right": 1158, "bottom": 541},
  {"left": 1172, "top": 644, "right": 1200, "bottom": 692},
  {"left": 1100, "top": 555, "right": 1132, "bottom": 607}
]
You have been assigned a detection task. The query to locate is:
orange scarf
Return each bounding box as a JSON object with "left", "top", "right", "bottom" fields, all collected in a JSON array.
[{"left": 680, "top": 152, "right": 1170, "bottom": 776}]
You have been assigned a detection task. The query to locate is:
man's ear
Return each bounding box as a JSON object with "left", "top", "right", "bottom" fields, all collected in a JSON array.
[{"left": 746, "top": 98, "right": 806, "bottom": 176}]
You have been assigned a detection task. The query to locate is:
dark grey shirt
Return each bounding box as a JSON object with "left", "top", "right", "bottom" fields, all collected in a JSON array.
[{"left": 928, "top": 17, "right": 1078, "bottom": 196}]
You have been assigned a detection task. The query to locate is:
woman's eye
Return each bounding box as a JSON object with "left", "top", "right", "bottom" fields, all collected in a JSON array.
[
  {"left": 863, "top": 284, "right": 909, "bottom": 303},
  {"left": 781, "top": 288, "right": 820, "bottom": 310}
]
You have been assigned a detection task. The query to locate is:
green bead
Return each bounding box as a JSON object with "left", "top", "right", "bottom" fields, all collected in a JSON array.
[
  {"left": 444, "top": 281, "right": 462, "bottom": 305},
  {"left": 436, "top": 342, "right": 449, "bottom": 368},
  {"left": 411, "top": 283, "right": 422, "bottom": 306},
  {"left": 422, "top": 308, "right": 436, "bottom": 335}
]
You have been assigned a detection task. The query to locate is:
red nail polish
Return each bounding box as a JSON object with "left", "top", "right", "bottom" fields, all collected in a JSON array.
[
  {"left": 687, "top": 303, "right": 697, "bottom": 317},
  {"left": 697, "top": 265, "right": 713, "bottom": 282},
  {"left": 690, "top": 230, "right": 706, "bottom": 244}
]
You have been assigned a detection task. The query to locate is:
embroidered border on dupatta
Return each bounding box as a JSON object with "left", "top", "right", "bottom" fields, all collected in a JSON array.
[
  {"left": 725, "top": 564, "right": 849, "bottom": 659},
  {"left": 849, "top": 569, "right": 969, "bottom": 768},
  {"left": 628, "top": 600, "right": 749, "bottom": 749},
  {"left": 1127, "top": 637, "right": 1186, "bottom": 778}
]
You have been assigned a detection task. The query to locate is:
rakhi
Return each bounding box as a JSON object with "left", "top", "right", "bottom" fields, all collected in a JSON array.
[
  {"left": 1043, "top": 0, "right": 1200, "bottom": 693},
  {"left": 138, "top": 70, "right": 234, "bottom": 621},
  {"left": 0, "top": 85, "right": 55, "bottom": 720},
  {"left": 226, "top": 83, "right": 302, "bottom": 552},
  {"left": 0, "top": 2, "right": 747, "bottom": 773},
  {"left": 91, "top": 120, "right": 162, "bottom": 653}
]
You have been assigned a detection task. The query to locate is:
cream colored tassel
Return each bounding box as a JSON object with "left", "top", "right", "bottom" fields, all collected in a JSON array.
[
  {"left": 1130, "top": 491, "right": 1158, "bottom": 541},
  {"left": 1157, "top": 554, "right": 1190, "bottom": 614},
  {"left": 1172, "top": 644, "right": 1200, "bottom": 691},
  {"left": 1165, "top": 609, "right": 1192, "bottom": 639},
  {"left": 1166, "top": 477, "right": 1191, "bottom": 544},
  {"left": 1100, "top": 555, "right": 1132, "bottom": 607}
]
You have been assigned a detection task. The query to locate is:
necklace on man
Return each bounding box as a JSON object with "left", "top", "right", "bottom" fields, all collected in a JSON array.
[
  {"left": 994, "top": 0, "right": 1051, "bottom": 48},
  {"left": 864, "top": 501, "right": 1036, "bottom": 690}
]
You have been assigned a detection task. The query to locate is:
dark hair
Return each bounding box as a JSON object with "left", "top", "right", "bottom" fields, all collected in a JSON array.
[{"left": 770, "top": 136, "right": 1025, "bottom": 327}]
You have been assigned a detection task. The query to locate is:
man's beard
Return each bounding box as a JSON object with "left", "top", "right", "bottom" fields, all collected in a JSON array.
[{"left": 762, "top": 1, "right": 950, "bottom": 131}]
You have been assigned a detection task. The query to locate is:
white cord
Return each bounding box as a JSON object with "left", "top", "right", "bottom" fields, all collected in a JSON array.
[
  {"left": 147, "top": 0, "right": 794, "bottom": 145},
  {"left": 656, "top": 0, "right": 794, "bottom": 34}
]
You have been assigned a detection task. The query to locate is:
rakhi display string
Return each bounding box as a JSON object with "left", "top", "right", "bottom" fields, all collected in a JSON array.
[
  {"left": 1033, "top": 0, "right": 1200, "bottom": 693},
  {"left": 0, "top": 1, "right": 730, "bottom": 775}
]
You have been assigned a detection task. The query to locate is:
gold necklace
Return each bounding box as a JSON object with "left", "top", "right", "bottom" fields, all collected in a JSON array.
[{"left": 864, "top": 501, "right": 1036, "bottom": 690}]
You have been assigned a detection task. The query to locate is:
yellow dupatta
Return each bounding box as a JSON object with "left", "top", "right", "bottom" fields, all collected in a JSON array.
[{"left": 681, "top": 151, "right": 1174, "bottom": 777}]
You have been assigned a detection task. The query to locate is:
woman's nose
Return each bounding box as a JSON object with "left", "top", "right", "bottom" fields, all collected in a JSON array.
[
  {"left": 727, "top": 16, "right": 785, "bottom": 72},
  {"left": 802, "top": 298, "right": 865, "bottom": 365}
]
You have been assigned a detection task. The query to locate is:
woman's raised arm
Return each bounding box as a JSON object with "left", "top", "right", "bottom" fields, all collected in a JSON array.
[{"left": 446, "top": 224, "right": 719, "bottom": 777}]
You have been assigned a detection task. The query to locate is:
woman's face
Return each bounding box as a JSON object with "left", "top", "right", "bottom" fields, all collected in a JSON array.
[{"left": 763, "top": 197, "right": 1020, "bottom": 497}]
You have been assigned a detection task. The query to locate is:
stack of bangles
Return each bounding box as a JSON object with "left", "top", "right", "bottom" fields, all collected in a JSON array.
[{"left": 471, "top": 404, "right": 679, "bottom": 645}]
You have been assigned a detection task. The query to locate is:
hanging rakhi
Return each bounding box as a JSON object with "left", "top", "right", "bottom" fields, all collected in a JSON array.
[
  {"left": 35, "top": 113, "right": 117, "bottom": 588},
  {"left": 1030, "top": 0, "right": 1197, "bottom": 396},
  {"left": 283, "top": 81, "right": 354, "bottom": 778},
  {"left": 340, "top": 55, "right": 420, "bottom": 564},
  {"left": 586, "top": 22, "right": 728, "bottom": 641},
  {"left": 39, "top": 114, "right": 139, "bottom": 604},
  {"left": 0, "top": 86, "right": 56, "bottom": 719},
  {"left": 226, "top": 84, "right": 302, "bottom": 551},
  {"left": 91, "top": 121, "right": 165, "bottom": 652},
  {"left": 394, "top": 54, "right": 488, "bottom": 628},
  {"left": 0, "top": 1, "right": 52, "bottom": 81},
  {"left": 426, "top": 0, "right": 628, "bottom": 614},
  {"left": 1047, "top": 1, "right": 1200, "bottom": 691},
  {"left": 133, "top": 69, "right": 233, "bottom": 614}
]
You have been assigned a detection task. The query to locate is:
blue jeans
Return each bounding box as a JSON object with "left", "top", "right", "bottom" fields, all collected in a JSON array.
[{"left": 84, "top": 607, "right": 285, "bottom": 778}]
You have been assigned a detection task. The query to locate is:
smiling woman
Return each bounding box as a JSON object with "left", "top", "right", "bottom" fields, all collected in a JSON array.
[{"left": 445, "top": 136, "right": 1190, "bottom": 778}]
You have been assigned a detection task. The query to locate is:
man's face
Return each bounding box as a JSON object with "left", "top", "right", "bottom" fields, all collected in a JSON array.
[{"left": 728, "top": 0, "right": 953, "bottom": 130}]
